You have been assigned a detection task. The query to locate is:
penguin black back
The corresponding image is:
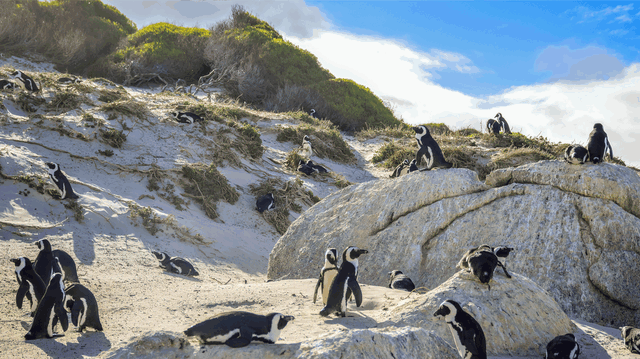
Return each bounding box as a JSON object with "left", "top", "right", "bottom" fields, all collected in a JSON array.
[
  {"left": 564, "top": 145, "right": 589, "bottom": 165},
  {"left": 297, "top": 159, "right": 314, "bottom": 175},
  {"left": 434, "top": 299, "right": 487, "bottom": 359},
  {"left": 545, "top": 333, "right": 580, "bottom": 359},
  {"left": 320, "top": 246, "right": 368, "bottom": 317},
  {"left": 306, "top": 160, "right": 328, "bottom": 174},
  {"left": 587, "top": 123, "right": 613, "bottom": 164},
  {"left": 412, "top": 125, "right": 452, "bottom": 170},
  {"left": 256, "top": 193, "right": 275, "bottom": 213},
  {"left": 33, "top": 239, "right": 54, "bottom": 285},
  {"left": 64, "top": 283, "right": 103, "bottom": 332},
  {"left": 388, "top": 270, "right": 415, "bottom": 292},
  {"left": 12, "top": 70, "right": 39, "bottom": 92}
]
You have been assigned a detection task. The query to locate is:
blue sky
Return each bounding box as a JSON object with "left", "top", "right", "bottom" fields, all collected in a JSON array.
[{"left": 105, "top": 1, "right": 640, "bottom": 167}]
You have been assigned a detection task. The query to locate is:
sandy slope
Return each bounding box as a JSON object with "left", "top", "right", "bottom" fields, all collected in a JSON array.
[{"left": 0, "top": 55, "right": 638, "bottom": 358}]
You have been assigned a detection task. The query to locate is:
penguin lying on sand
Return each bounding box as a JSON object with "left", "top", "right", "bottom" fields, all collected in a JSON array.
[
  {"left": 545, "top": 333, "right": 580, "bottom": 359},
  {"left": 434, "top": 299, "right": 487, "bottom": 359},
  {"left": 620, "top": 326, "right": 640, "bottom": 354},
  {"left": 171, "top": 111, "right": 203, "bottom": 124},
  {"left": 587, "top": 123, "right": 613, "bottom": 164},
  {"left": 12, "top": 70, "right": 39, "bottom": 92},
  {"left": 64, "top": 283, "right": 103, "bottom": 332},
  {"left": 0, "top": 79, "right": 18, "bottom": 90},
  {"left": 297, "top": 159, "right": 315, "bottom": 175},
  {"left": 11, "top": 257, "right": 46, "bottom": 316},
  {"left": 152, "top": 251, "right": 199, "bottom": 276},
  {"left": 256, "top": 193, "right": 275, "bottom": 213},
  {"left": 564, "top": 145, "right": 589, "bottom": 165},
  {"left": 313, "top": 248, "right": 339, "bottom": 305},
  {"left": 306, "top": 160, "right": 328, "bottom": 174},
  {"left": 412, "top": 125, "right": 452, "bottom": 170},
  {"left": 184, "top": 311, "right": 294, "bottom": 347},
  {"left": 320, "top": 246, "right": 368, "bottom": 317},
  {"left": 390, "top": 159, "right": 410, "bottom": 178},
  {"left": 45, "top": 162, "right": 79, "bottom": 200},
  {"left": 388, "top": 270, "right": 415, "bottom": 292},
  {"left": 25, "top": 272, "right": 68, "bottom": 340},
  {"left": 457, "top": 244, "right": 510, "bottom": 289}
]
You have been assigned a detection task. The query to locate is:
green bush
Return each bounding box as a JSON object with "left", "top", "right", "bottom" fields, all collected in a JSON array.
[
  {"left": 311, "top": 79, "right": 402, "bottom": 131},
  {"left": 371, "top": 140, "right": 415, "bottom": 169}
]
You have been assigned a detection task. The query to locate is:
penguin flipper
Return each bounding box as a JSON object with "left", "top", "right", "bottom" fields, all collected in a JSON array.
[
  {"left": 313, "top": 275, "right": 322, "bottom": 304},
  {"left": 71, "top": 301, "right": 82, "bottom": 327},
  {"left": 606, "top": 136, "right": 613, "bottom": 159},
  {"left": 56, "top": 304, "right": 69, "bottom": 332},
  {"left": 347, "top": 277, "right": 363, "bottom": 307},
  {"left": 16, "top": 284, "right": 27, "bottom": 309},
  {"left": 225, "top": 327, "right": 253, "bottom": 348}
]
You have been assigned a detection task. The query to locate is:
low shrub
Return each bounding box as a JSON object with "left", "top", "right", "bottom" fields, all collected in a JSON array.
[
  {"left": 276, "top": 125, "right": 356, "bottom": 164},
  {"left": 99, "top": 128, "right": 126, "bottom": 148},
  {"left": 371, "top": 140, "right": 415, "bottom": 169},
  {"left": 180, "top": 163, "right": 239, "bottom": 219}
]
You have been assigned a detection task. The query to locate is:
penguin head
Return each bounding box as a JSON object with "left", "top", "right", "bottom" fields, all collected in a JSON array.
[
  {"left": 35, "top": 239, "right": 52, "bottom": 251},
  {"left": 45, "top": 162, "right": 59, "bottom": 172},
  {"left": 402, "top": 159, "right": 409, "bottom": 165},
  {"left": 343, "top": 246, "right": 368, "bottom": 262},
  {"left": 433, "top": 299, "right": 462, "bottom": 322},
  {"left": 152, "top": 251, "right": 168, "bottom": 261},
  {"left": 325, "top": 248, "right": 338, "bottom": 265},
  {"left": 269, "top": 313, "right": 295, "bottom": 330},
  {"left": 493, "top": 246, "right": 514, "bottom": 258},
  {"left": 412, "top": 125, "right": 429, "bottom": 136},
  {"left": 170, "top": 111, "right": 180, "bottom": 119},
  {"left": 495, "top": 112, "right": 502, "bottom": 119},
  {"left": 388, "top": 270, "right": 403, "bottom": 278},
  {"left": 310, "top": 109, "right": 315, "bottom": 115},
  {"left": 593, "top": 123, "right": 603, "bottom": 130},
  {"left": 10, "top": 257, "right": 28, "bottom": 267},
  {"left": 620, "top": 326, "right": 633, "bottom": 338},
  {"left": 307, "top": 160, "right": 314, "bottom": 166},
  {"left": 303, "top": 135, "right": 310, "bottom": 142},
  {"left": 298, "top": 159, "right": 306, "bottom": 167},
  {"left": 11, "top": 70, "right": 23, "bottom": 79}
]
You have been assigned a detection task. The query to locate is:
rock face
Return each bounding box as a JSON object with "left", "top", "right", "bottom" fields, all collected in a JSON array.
[
  {"left": 268, "top": 161, "right": 640, "bottom": 326},
  {"left": 103, "top": 331, "right": 192, "bottom": 359},
  {"left": 387, "top": 271, "right": 575, "bottom": 356}
]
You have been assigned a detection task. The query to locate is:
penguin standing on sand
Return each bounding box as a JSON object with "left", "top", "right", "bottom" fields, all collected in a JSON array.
[
  {"left": 412, "top": 125, "right": 452, "bottom": 170},
  {"left": 620, "top": 326, "right": 640, "bottom": 354},
  {"left": 495, "top": 113, "right": 511, "bottom": 134},
  {"left": 390, "top": 159, "right": 410, "bottom": 178},
  {"left": 320, "top": 246, "right": 368, "bottom": 317},
  {"left": 301, "top": 135, "right": 313, "bottom": 159},
  {"left": 11, "top": 257, "right": 46, "bottom": 316},
  {"left": 434, "top": 299, "right": 487, "bottom": 359},
  {"left": 256, "top": 193, "right": 275, "bottom": 213},
  {"left": 64, "top": 283, "right": 103, "bottom": 332},
  {"left": 545, "top": 333, "right": 580, "bottom": 359},
  {"left": 151, "top": 251, "right": 199, "bottom": 276},
  {"left": 184, "top": 311, "right": 294, "bottom": 347},
  {"left": 587, "top": 123, "right": 613, "bottom": 164},
  {"left": 11, "top": 70, "right": 39, "bottom": 92},
  {"left": 45, "top": 162, "right": 79, "bottom": 200},
  {"left": 33, "top": 239, "right": 79, "bottom": 284},
  {"left": 388, "top": 270, "right": 415, "bottom": 292},
  {"left": 171, "top": 111, "right": 203, "bottom": 124},
  {"left": 25, "top": 272, "right": 69, "bottom": 340},
  {"left": 564, "top": 145, "right": 589, "bottom": 165},
  {"left": 313, "top": 248, "right": 339, "bottom": 305}
]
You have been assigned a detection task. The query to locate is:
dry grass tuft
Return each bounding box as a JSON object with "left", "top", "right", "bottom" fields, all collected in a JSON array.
[
  {"left": 99, "top": 128, "right": 127, "bottom": 148},
  {"left": 276, "top": 124, "right": 356, "bottom": 164},
  {"left": 180, "top": 163, "right": 239, "bottom": 219},
  {"left": 63, "top": 199, "right": 84, "bottom": 222},
  {"left": 371, "top": 140, "right": 415, "bottom": 169},
  {"left": 99, "top": 99, "right": 147, "bottom": 119},
  {"left": 128, "top": 203, "right": 169, "bottom": 236}
]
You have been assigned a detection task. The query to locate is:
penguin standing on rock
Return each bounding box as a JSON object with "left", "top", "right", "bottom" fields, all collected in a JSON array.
[
  {"left": 390, "top": 159, "right": 409, "bottom": 178},
  {"left": 11, "top": 70, "right": 39, "bottom": 92},
  {"left": 320, "top": 246, "right": 368, "bottom": 317},
  {"left": 11, "top": 257, "right": 46, "bottom": 316},
  {"left": 184, "top": 311, "right": 294, "bottom": 347},
  {"left": 412, "top": 125, "right": 452, "bottom": 170},
  {"left": 256, "top": 193, "right": 275, "bottom": 213},
  {"left": 493, "top": 246, "right": 514, "bottom": 278},
  {"left": 64, "top": 283, "right": 103, "bottom": 332},
  {"left": 564, "top": 145, "right": 589, "bottom": 165},
  {"left": 587, "top": 123, "right": 613, "bottom": 164},
  {"left": 45, "top": 162, "right": 79, "bottom": 200},
  {"left": 545, "top": 333, "right": 580, "bottom": 359},
  {"left": 434, "top": 299, "right": 487, "bottom": 359},
  {"left": 171, "top": 111, "right": 203, "bottom": 124},
  {"left": 620, "top": 326, "right": 640, "bottom": 354},
  {"left": 313, "top": 248, "right": 339, "bottom": 305},
  {"left": 388, "top": 270, "right": 415, "bottom": 292},
  {"left": 152, "top": 251, "right": 199, "bottom": 276},
  {"left": 25, "top": 272, "right": 69, "bottom": 340},
  {"left": 301, "top": 135, "right": 313, "bottom": 159}
]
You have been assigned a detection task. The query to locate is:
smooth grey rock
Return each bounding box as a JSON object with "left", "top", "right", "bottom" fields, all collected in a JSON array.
[{"left": 103, "top": 331, "right": 192, "bottom": 359}]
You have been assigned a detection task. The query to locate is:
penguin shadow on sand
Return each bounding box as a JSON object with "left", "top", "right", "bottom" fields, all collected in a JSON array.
[
  {"left": 161, "top": 271, "right": 202, "bottom": 282},
  {"left": 321, "top": 311, "right": 395, "bottom": 330},
  {"left": 25, "top": 331, "right": 111, "bottom": 359}
]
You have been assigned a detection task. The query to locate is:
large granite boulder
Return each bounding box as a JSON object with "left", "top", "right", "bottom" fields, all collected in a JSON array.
[
  {"left": 386, "top": 271, "right": 575, "bottom": 356},
  {"left": 268, "top": 161, "right": 640, "bottom": 326},
  {"left": 102, "top": 331, "right": 192, "bottom": 359}
]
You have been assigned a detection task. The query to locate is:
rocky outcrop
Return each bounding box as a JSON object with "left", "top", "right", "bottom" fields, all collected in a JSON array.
[
  {"left": 386, "top": 271, "right": 575, "bottom": 356},
  {"left": 268, "top": 161, "right": 640, "bottom": 326},
  {"left": 103, "top": 331, "right": 192, "bottom": 359}
]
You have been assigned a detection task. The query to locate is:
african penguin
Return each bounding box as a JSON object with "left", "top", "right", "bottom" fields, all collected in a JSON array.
[
  {"left": 486, "top": 118, "right": 501, "bottom": 134},
  {"left": 564, "top": 145, "right": 589, "bottom": 165},
  {"left": 297, "top": 159, "right": 314, "bottom": 176},
  {"left": 171, "top": 111, "right": 203, "bottom": 124},
  {"left": 587, "top": 123, "right": 613, "bottom": 164},
  {"left": 306, "top": 160, "right": 328, "bottom": 174},
  {"left": 256, "top": 193, "right": 275, "bottom": 213},
  {"left": 408, "top": 159, "right": 419, "bottom": 173},
  {"left": 388, "top": 270, "right": 415, "bottom": 292},
  {"left": 456, "top": 244, "right": 510, "bottom": 289},
  {"left": 492, "top": 246, "right": 514, "bottom": 278},
  {"left": 57, "top": 77, "right": 81, "bottom": 85},
  {"left": 25, "top": 272, "right": 69, "bottom": 340},
  {"left": 184, "top": 311, "right": 294, "bottom": 347},
  {"left": 0, "top": 79, "right": 18, "bottom": 90},
  {"left": 11, "top": 257, "right": 46, "bottom": 316},
  {"left": 151, "top": 251, "right": 199, "bottom": 276},
  {"left": 45, "top": 162, "right": 79, "bottom": 199},
  {"left": 545, "top": 333, "right": 580, "bottom": 359},
  {"left": 301, "top": 135, "right": 313, "bottom": 158},
  {"left": 319, "top": 246, "right": 368, "bottom": 317},
  {"left": 313, "top": 248, "right": 339, "bottom": 305},
  {"left": 11, "top": 70, "right": 39, "bottom": 92},
  {"left": 33, "top": 239, "right": 79, "bottom": 284},
  {"left": 434, "top": 299, "right": 487, "bottom": 359},
  {"left": 495, "top": 113, "right": 511, "bottom": 134},
  {"left": 412, "top": 125, "right": 452, "bottom": 170},
  {"left": 620, "top": 326, "right": 640, "bottom": 354},
  {"left": 64, "top": 283, "right": 103, "bottom": 332},
  {"left": 390, "top": 159, "right": 410, "bottom": 178},
  {"left": 309, "top": 109, "right": 318, "bottom": 119}
]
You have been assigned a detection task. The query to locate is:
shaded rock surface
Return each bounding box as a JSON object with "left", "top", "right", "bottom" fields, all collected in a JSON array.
[
  {"left": 268, "top": 161, "right": 640, "bottom": 326},
  {"left": 386, "top": 271, "right": 575, "bottom": 356},
  {"left": 102, "top": 331, "right": 192, "bottom": 359}
]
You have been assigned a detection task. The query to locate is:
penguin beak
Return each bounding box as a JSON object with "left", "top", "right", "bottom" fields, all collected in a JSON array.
[
  {"left": 283, "top": 315, "right": 294, "bottom": 322},
  {"left": 10, "top": 258, "right": 19, "bottom": 265},
  {"left": 355, "top": 249, "right": 368, "bottom": 257},
  {"left": 411, "top": 126, "right": 420, "bottom": 133}
]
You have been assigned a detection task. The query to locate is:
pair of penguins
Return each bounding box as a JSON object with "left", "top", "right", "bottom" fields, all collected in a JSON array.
[
  {"left": 433, "top": 300, "right": 581, "bottom": 359},
  {"left": 564, "top": 123, "right": 613, "bottom": 165},
  {"left": 12, "top": 239, "right": 102, "bottom": 340},
  {"left": 1, "top": 70, "right": 39, "bottom": 92},
  {"left": 486, "top": 113, "right": 511, "bottom": 135}
]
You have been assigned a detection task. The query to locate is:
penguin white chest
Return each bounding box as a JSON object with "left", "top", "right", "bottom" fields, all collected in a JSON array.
[
  {"left": 447, "top": 321, "right": 466, "bottom": 358},
  {"left": 340, "top": 278, "right": 350, "bottom": 313},
  {"left": 321, "top": 269, "right": 338, "bottom": 305}
]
